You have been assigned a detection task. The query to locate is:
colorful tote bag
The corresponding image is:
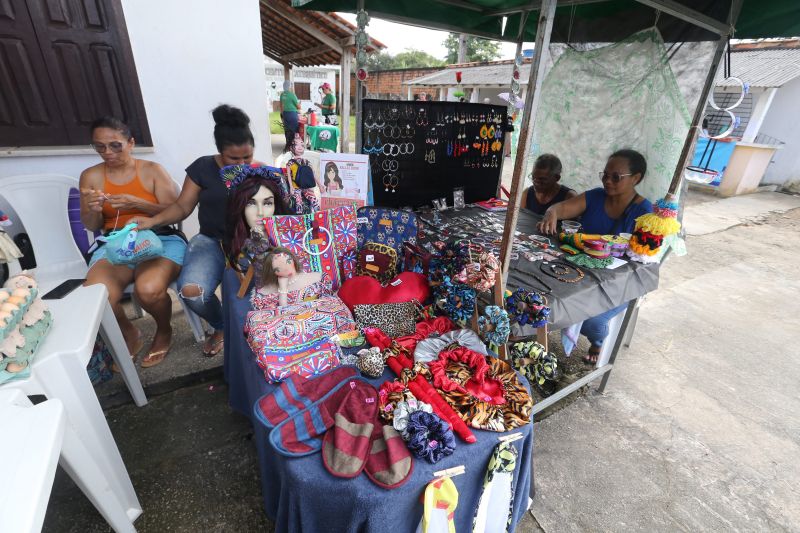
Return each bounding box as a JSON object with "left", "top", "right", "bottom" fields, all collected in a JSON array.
[
  {"left": 356, "top": 207, "right": 418, "bottom": 270},
  {"left": 256, "top": 337, "right": 342, "bottom": 383},
  {"left": 262, "top": 205, "right": 358, "bottom": 290}
]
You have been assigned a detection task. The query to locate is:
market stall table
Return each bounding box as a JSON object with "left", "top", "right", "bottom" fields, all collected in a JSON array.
[
  {"left": 221, "top": 269, "right": 534, "bottom": 533},
  {"left": 305, "top": 124, "right": 340, "bottom": 152}
]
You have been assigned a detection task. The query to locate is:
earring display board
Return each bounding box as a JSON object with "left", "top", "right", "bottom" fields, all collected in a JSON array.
[{"left": 362, "top": 99, "right": 507, "bottom": 209}]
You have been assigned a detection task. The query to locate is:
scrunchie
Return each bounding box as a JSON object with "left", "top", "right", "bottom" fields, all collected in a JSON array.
[
  {"left": 437, "top": 276, "right": 476, "bottom": 324},
  {"left": 478, "top": 305, "right": 510, "bottom": 346},
  {"left": 455, "top": 251, "right": 500, "bottom": 293},
  {"left": 405, "top": 411, "right": 456, "bottom": 463},
  {"left": 505, "top": 288, "right": 550, "bottom": 328},
  {"left": 392, "top": 399, "right": 433, "bottom": 438}
]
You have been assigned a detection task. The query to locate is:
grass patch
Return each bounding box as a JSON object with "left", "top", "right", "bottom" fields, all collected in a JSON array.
[{"left": 269, "top": 112, "right": 356, "bottom": 136}]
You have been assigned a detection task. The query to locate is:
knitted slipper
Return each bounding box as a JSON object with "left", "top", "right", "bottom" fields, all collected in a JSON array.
[
  {"left": 472, "top": 441, "right": 519, "bottom": 533},
  {"left": 322, "top": 381, "right": 379, "bottom": 479},
  {"left": 364, "top": 422, "right": 414, "bottom": 490},
  {"left": 416, "top": 477, "right": 459, "bottom": 533},
  {"left": 255, "top": 366, "right": 358, "bottom": 429},
  {"left": 269, "top": 376, "right": 368, "bottom": 456}
]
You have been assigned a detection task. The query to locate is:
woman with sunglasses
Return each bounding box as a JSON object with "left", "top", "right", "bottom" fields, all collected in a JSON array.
[
  {"left": 537, "top": 149, "right": 653, "bottom": 364},
  {"left": 133, "top": 104, "right": 257, "bottom": 357},
  {"left": 80, "top": 116, "right": 184, "bottom": 368}
]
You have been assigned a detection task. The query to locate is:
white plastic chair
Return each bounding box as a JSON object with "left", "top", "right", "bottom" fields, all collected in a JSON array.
[
  {"left": 0, "top": 281, "right": 144, "bottom": 522},
  {"left": 0, "top": 390, "right": 136, "bottom": 533},
  {"left": 129, "top": 281, "right": 207, "bottom": 342},
  {"left": 0, "top": 173, "right": 206, "bottom": 340}
]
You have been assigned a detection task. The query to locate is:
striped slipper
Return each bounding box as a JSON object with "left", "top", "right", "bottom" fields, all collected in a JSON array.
[
  {"left": 254, "top": 366, "right": 358, "bottom": 429},
  {"left": 269, "top": 376, "right": 369, "bottom": 457},
  {"left": 322, "top": 381, "right": 379, "bottom": 479},
  {"left": 364, "top": 421, "right": 414, "bottom": 490}
]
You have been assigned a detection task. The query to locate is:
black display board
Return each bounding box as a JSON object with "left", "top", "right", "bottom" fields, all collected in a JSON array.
[{"left": 362, "top": 99, "right": 507, "bottom": 208}]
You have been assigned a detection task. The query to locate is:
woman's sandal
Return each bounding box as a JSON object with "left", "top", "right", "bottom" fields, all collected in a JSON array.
[
  {"left": 112, "top": 334, "right": 145, "bottom": 373},
  {"left": 582, "top": 346, "right": 601, "bottom": 366},
  {"left": 141, "top": 344, "right": 172, "bottom": 368},
  {"left": 203, "top": 338, "right": 224, "bottom": 358}
]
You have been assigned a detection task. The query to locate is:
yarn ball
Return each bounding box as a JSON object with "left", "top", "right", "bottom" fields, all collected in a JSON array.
[{"left": 405, "top": 410, "right": 456, "bottom": 464}]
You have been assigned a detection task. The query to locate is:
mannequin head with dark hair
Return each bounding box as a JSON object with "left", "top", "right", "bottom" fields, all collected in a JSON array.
[{"left": 225, "top": 176, "right": 289, "bottom": 268}]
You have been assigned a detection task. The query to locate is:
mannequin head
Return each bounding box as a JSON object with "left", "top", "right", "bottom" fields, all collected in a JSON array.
[
  {"left": 285, "top": 135, "right": 305, "bottom": 158},
  {"left": 225, "top": 175, "right": 289, "bottom": 268},
  {"left": 261, "top": 247, "right": 303, "bottom": 288}
]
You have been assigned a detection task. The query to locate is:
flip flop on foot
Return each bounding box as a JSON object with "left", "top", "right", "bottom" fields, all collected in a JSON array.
[
  {"left": 203, "top": 333, "right": 224, "bottom": 357},
  {"left": 141, "top": 344, "right": 172, "bottom": 368},
  {"left": 582, "top": 346, "right": 601, "bottom": 366},
  {"left": 112, "top": 331, "right": 145, "bottom": 373}
]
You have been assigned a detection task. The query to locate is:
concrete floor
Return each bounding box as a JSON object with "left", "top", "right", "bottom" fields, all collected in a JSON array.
[{"left": 41, "top": 191, "right": 800, "bottom": 532}]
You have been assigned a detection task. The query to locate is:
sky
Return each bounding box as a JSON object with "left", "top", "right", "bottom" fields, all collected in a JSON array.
[{"left": 337, "top": 13, "right": 535, "bottom": 61}]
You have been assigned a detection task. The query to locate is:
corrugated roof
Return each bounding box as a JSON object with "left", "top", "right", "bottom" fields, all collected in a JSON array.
[
  {"left": 405, "top": 61, "right": 531, "bottom": 88},
  {"left": 717, "top": 49, "right": 800, "bottom": 89}
]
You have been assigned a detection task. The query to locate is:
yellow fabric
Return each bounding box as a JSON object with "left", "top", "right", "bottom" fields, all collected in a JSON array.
[
  {"left": 421, "top": 477, "right": 459, "bottom": 533},
  {"left": 633, "top": 212, "right": 681, "bottom": 236}
]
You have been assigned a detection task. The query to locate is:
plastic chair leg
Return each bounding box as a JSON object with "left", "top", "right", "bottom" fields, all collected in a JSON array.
[
  {"left": 131, "top": 296, "right": 145, "bottom": 319},
  {"left": 180, "top": 299, "right": 206, "bottom": 343},
  {"left": 99, "top": 300, "right": 147, "bottom": 407},
  {"left": 34, "top": 352, "right": 142, "bottom": 522},
  {"left": 59, "top": 427, "right": 137, "bottom": 532}
]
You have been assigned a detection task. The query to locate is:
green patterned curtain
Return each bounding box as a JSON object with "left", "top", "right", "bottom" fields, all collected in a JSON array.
[{"left": 529, "top": 29, "right": 690, "bottom": 202}]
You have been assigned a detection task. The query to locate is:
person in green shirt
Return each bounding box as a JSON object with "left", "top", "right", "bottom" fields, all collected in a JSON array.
[
  {"left": 279, "top": 80, "right": 301, "bottom": 146},
  {"left": 316, "top": 82, "right": 337, "bottom": 124}
]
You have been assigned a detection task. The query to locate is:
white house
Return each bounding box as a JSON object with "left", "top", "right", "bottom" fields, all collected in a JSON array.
[{"left": 0, "top": 0, "right": 272, "bottom": 237}]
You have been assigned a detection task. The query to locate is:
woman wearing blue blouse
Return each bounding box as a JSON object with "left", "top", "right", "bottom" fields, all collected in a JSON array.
[{"left": 538, "top": 149, "right": 653, "bottom": 364}]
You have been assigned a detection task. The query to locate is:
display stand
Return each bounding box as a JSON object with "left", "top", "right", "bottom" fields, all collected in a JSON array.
[{"left": 362, "top": 99, "right": 507, "bottom": 208}]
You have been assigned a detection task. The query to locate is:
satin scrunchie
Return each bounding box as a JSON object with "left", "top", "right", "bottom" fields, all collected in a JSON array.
[{"left": 405, "top": 410, "right": 456, "bottom": 464}]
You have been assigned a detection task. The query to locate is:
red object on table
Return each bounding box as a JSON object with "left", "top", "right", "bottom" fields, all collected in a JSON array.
[
  {"left": 309, "top": 112, "right": 318, "bottom": 127},
  {"left": 366, "top": 324, "right": 477, "bottom": 444}
]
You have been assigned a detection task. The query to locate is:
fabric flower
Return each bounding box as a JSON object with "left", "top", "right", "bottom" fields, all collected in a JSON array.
[{"left": 405, "top": 411, "right": 456, "bottom": 463}]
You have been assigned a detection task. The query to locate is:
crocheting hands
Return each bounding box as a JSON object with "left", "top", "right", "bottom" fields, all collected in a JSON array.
[
  {"left": 106, "top": 193, "right": 142, "bottom": 211},
  {"left": 80, "top": 188, "right": 106, "bottom": 212}
]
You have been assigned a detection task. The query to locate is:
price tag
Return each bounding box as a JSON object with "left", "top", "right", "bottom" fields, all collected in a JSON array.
[
  {"left": 379, "top": 219, "right": 393, "bottom": 227},
  {"left": 309, "top": 238, "right": 324, "bottom": 245},
  {"left": 366, "top": 254, "right": 375, "bottom": 262},
  {"left": 357, "top": 217, "right": 369, "bottom": 224},
  {"left": 390, "top": 279, "right": 403, "bottom": 286},
  {"left": 366, "top": 264, "right": 380, "bottom": 272}
]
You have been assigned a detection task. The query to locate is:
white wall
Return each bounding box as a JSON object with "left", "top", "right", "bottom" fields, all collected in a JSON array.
[
  {"left": 0, "top": 0, "right": 271, "bottom": 237},
  {"left": 759, "top": 78, "right": 800, "bottom": 189}
]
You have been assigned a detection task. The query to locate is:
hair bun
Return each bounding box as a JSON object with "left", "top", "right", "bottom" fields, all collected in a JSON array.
[{"left": 212, "top": 104, "right": 250, "bottom": 128}]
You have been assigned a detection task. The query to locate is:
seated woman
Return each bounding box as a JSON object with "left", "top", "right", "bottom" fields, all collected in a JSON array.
[
  {"left": 80, "top": 116, "right": 186, "bottom": 368},
  {"left": 522, "top": 153, "right": 576, "bottom": 215},
  {"left": 250, "top": 247, "right": 333, "bottom": 310},
  {"left": 538, "top": 149, "right": 653, "bottom": 364}
]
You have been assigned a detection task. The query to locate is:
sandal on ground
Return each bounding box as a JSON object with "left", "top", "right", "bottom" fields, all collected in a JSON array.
[
  {"left": 203, "top": 336, "right": 224, "bottom": 358},
  {"left": 112, "top": 334, "right": 145, "bottom": 373},
  {"left": 582, "top": 346, "right": 601, "bottom": 366},
  {"left": 141, "top": 344, "right": 172, "bottom": 368}
]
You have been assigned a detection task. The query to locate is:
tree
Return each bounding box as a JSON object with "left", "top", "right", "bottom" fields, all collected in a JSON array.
[
  {"left": 363, "top": 49, "right": 445, "bottom": 71},
  {"left": 443, "top": 33, "right": 501, "bottom": 63}
]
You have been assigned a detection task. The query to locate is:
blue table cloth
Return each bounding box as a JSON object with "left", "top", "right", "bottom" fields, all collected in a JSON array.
[{"left": 222, "top": 268, "right": 534, "bottom": 532}]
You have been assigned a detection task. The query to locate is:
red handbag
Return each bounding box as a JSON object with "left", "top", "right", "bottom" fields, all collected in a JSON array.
[{"left": 337, "top": 272, "right": 430, "bottom": 312}]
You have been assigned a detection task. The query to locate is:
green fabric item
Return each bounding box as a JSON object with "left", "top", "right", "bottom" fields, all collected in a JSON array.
[
  {"left": 280, "top": 91, "right": 300, "bottom": 113},
  {"left": 566, "top": 253, "right": 613, "bottom": 269},
  {"left": 292, "top": 0, "right": 800, "bottom": 41},
  {"left": 307, "top": 125, "right": 340, "bottom": 151},
  {"left": 322, "top": 93, "right": 336, "bottom": 116}
]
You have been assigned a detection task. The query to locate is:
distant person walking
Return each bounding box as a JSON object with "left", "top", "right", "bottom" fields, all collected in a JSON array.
[
  {"left": 316, "top": 82, "right": 337, "bottom": 124},
  {"left": 279, "top": 80, "right": 301, "bottom": 146}
]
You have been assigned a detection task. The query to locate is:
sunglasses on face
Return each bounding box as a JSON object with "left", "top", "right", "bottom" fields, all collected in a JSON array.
[
  {"left": 91, "top": 141, "right": 125, "bottom": 153},
  {"left": 599, "top": 171, "right": 632, "bottom": 183}
]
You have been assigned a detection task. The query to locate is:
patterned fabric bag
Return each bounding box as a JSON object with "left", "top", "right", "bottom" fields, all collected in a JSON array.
[
  {"left": 262, "top": 205, "right": 358, "bottom": 290},
  {"left": 356, "top": 207, "right": 418, "bottom": 271},
  {"left": 352, "top": 301, "right": 417, "bottom": 338},
  {"left": 355, "top": 242, "right": 398, "bottom": 283},
  {"left": 257, "top": 338, "right": 343, "bottom": 384}
]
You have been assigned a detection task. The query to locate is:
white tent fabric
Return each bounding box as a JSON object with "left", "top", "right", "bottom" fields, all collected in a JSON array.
[{"left": 529, "top": 29, "right": 690, "bottom": 202}]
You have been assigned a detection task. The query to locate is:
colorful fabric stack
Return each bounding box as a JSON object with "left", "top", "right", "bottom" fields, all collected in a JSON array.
[
  {"left": 256, "top": 368, "right": 413, "bottom": 490},
  {"left": 628, "top": 196, "right": 681, "bottom": 263}
]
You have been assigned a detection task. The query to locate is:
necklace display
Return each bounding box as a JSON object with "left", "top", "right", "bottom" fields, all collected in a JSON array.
[{"left": 539, "top": 262, "right": 585, "bottom": 283}]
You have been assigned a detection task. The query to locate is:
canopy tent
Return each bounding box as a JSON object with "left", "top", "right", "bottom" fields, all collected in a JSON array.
[{"left": 292, "top": 0, "right": 800, "bottom": 42}]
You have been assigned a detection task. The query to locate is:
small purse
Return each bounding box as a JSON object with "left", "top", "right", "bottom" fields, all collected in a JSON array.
[
  {"left": 403, "top": 242, "right": 433, "bottom": 276},
  {"left": 356, "top": 242, "right": 398, "bottom": 283},
  {"left": 353, "top": 301, "right": 418, "bottom": 338}
]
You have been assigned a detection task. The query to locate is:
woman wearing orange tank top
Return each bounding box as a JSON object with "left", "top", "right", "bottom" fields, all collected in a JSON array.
[{"left": 79, "top": 116, "right": 184, "bottom": 368}]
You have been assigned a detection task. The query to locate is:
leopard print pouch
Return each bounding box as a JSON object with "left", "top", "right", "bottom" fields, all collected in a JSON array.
[
  {"left": 356, "top": 242, "right": 398, "bottom": 283},
  {"left": 353, "top": 301, "right": 416, "bottom": 338}
]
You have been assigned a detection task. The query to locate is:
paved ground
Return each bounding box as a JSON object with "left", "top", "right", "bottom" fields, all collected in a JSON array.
[{"left": 41, "top": 190, "right": 800, "bottom": 532}]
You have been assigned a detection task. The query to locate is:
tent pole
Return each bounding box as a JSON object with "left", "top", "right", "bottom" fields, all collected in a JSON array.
[
  {"left": 499, "top": 0, "right": 556, "bottom": 279},
  {"left": 666, "top": 0, "right": 743, "bottom": 196},
  {"left": 496, "top": 10, "right": 530, "bottom": 199},
  {"left": 355, "top": 0, "right": 365, "bottom": 154},
  {"left": 340, "top": 49, "right": 352, "bottom": 153}
]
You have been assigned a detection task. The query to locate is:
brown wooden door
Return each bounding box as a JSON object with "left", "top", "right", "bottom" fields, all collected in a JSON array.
[
  {"left": 0, "top": 0, "right": 69, "bottom": 146},
  {"left": 26, "top": 0, "right": 151, "bottom": 145}
]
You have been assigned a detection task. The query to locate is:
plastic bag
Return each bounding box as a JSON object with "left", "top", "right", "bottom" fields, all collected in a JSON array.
[{"left": 99, "top": 222, "right": 163, "bottom": 265}]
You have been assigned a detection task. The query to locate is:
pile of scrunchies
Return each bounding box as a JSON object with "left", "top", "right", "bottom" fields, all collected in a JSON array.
[
  {"left": 478, "top": 305, "right": 511, "bottom": 346},
  {"left": 387, "top": 397, "right": 456, "bottom": 464},
  {"left": 455, "top": 251, "right": 500, "bottom": 293},
  {"left": 505, "top": 287, "right": 550, "bottom": 328}
]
